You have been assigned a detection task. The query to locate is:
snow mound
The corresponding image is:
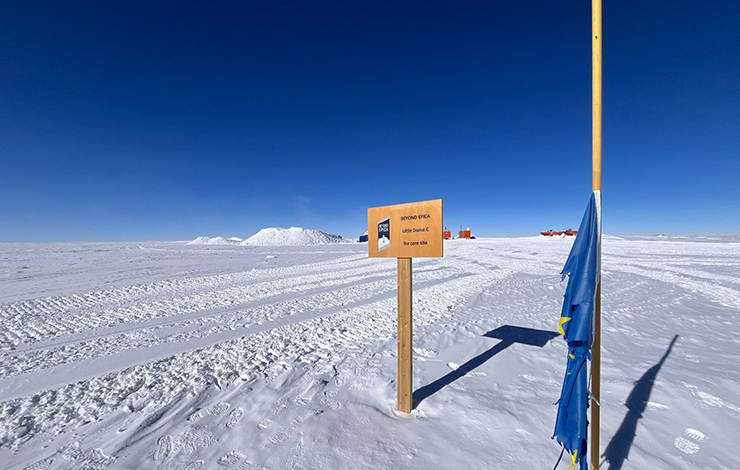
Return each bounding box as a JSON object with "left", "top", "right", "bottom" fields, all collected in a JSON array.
[
  {"left": 227, "top": 237, "right": 242, "bottom": 243},
  {"left": 186, "top": 236, "right": 233, "bottom": 246},
  {"left": 241, "top": 227, "right": 347, "bottom": 246}
]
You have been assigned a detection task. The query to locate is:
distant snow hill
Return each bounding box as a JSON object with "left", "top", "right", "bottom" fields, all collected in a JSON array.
[
  {"left": 187, "top": 228, "right": 349, "bottom": 246},
  {"left": 241, "top": 227, "right": 349, "bottom": 246},
  {"left": 186, "top": 236, "right": 238, "bottom": 246}
]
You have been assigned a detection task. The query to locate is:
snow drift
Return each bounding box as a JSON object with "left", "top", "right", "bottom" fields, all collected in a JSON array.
[{"left": 241, "top": 227, "right": 347, "bottom": 246}]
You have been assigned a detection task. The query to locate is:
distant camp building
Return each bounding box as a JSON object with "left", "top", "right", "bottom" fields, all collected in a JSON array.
[
  {"left": 540, "top": 229, "right": 578, "bottom": 237},
  {"left": 359, "top": 230, "right": 368, "bottom": 243}
]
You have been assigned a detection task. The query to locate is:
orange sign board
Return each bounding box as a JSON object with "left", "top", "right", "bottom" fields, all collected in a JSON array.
[{"left": 367, "top": 199, "right": 443, "bottom": 258}]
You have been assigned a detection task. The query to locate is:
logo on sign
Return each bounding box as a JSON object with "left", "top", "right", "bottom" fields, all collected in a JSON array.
[{"left": 378, "top": 216, "right": 391, "bottom": 252}]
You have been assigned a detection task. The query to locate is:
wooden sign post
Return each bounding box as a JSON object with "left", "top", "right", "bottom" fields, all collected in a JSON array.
[
  {"left": 368, "top": 199, "right": 443, "bottom": 413},
  {"left": 397, "top": 257, "right": 413, "bottom": 412}
]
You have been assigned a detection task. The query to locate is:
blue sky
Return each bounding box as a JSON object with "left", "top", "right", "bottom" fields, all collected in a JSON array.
[{"left": 1, "top": 1, "right": 738, "bottom": 242}]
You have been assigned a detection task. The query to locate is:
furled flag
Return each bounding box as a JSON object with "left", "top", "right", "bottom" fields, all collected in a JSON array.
[{"left": 553, "top": 190, "right": 601, "bottom": 470}]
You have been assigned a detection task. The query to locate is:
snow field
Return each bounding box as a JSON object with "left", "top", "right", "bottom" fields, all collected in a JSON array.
[{"left": 0, "top": 236, "right": 738, "bottom": 469}]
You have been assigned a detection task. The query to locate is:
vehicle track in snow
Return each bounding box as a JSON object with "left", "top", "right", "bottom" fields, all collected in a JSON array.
[
  {"left": 0, "top": 253, "right": 377, "bottom": 349},
  {"left": 2, "top": 237, "right": 738, "bottom": 456},
  {"left": 0, "top": 245, "right": 513, "bottom": 449},
  {"left": 0, "top": 264, "right": 462, "bottom": 379},
  {"left": 0, "top": 248, "right": 500, "bottom": 390}
]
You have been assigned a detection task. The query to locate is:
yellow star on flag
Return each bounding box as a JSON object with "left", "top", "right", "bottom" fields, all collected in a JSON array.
[{"left": 558, "top": 317, "right": 572, "bottom": 335}]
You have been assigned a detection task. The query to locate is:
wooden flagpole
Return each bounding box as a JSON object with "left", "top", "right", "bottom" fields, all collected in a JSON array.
[{"left": 591, "top": 0, "right": 603, "bottom": 468}]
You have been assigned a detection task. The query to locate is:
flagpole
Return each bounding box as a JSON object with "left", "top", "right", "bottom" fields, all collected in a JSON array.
[{"left": 591, "top": 0, "right": 603, "bottom": 468}]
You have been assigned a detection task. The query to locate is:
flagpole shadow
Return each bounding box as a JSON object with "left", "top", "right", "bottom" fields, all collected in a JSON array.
[
  {"left": 412, "top": 325, "right": 558, "bottom": 409},
  {"left": 602, "top": 335, "right": 679, "bottom": 470}
]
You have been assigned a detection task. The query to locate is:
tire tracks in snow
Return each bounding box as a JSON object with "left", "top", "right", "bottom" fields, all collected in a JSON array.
[
  {"left": 0, "top": 253, "right": 509, "bottom": 449},
  {"left": 0, "top": 266, "right": 459, "bottom": 380},
  {"left": 0, "top": 254, "right": 433, "bottom": 350}
]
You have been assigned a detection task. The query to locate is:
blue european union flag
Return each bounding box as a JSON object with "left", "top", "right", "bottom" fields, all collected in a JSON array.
[{"left": 553, "top": 191, "right": 600, "bottom": 470}]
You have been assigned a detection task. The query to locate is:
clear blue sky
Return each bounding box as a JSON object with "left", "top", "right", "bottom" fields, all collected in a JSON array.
[{"left": 1, "top": 1, "right": 738, "bottom": 242}]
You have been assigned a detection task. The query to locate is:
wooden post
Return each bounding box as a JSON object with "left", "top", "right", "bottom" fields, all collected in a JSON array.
[
  {"left": 397, "top": 257, "right": 413, "bottom": 413},
  {"left": 591, "top": 0, "right": 603, "bottom": 468}
]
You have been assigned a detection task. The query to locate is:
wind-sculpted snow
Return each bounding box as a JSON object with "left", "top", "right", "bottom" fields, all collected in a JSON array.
[{"left": 0, "top": 236, "right": 738, "bottom": 470}]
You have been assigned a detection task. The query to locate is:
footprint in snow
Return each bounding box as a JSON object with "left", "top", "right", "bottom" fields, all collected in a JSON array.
[
  {"left": 22, "top": 458, "right": 54, "bottom": 470},
  {"left": 684, "top": 428, "right": 706, "bottom": 441},
  {"left": 184, "top": 461, "right": 205, "bottom": 470},
  {"left": 292, "top": 397, "right": 310, "bottom": 406},
  {"left": 674, "top": 437, "right": 699, "bottom": 455},
  {"left": 284, "top": 441, "right": 305, "bottom": 469},
  {"left": 320, "top": 397, "right": 341, "bottom": 410},
  {"left": 218, "top": 451, "right": 246, "bottom": 466},
  {"left": 258, "top": 418, "right": 272, "bottom": 429},
  {"left": 208, "top": 402, "right": 231, "bottom": 415},
  {"left": 349, "top": 377, "right": 371, "bottom": 391},
  {"left": 226, "top": 407, "right": 244, "bottom": 428},
  {"left": 319, "top": 391, "right": 341, "bottom": 410},
  {"left": 271, "top": 398, "right": 288, "bottom": 417},
  {"left": 154, "top": 435, "right": 174, "bottom": 460},
  {"left": 271, "top": 429, "right": 289, "bottom": 444},
  {"left": 178, "top": 428, "right": 217, "bottom": 455},
  {"left": 673, "top": 428, "right": 706, "bottom": 454}
]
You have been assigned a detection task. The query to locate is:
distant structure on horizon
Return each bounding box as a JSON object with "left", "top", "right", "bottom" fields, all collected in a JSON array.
[{"left": 540, "top": 229, "right": 578, "bottom": 237}]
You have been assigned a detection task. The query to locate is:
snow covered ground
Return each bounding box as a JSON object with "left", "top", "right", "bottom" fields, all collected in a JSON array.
[{"left": 0, "top": 235, "right": 738, "bottom": 470}]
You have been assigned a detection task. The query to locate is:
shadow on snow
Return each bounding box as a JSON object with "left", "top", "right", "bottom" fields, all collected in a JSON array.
[
  {"left": 602, "top": 334, "right": 679, "bottom": 470},
  {"left": 412, "top": 325, "right": 558, "bottom": 409}
]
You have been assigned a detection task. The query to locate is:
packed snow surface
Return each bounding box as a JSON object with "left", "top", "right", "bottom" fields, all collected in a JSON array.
[
  {"left": 0, "top": 235, "right": 739, "bottom": 469},
  {"left": 241, "top": 227, "right": 348, "bottom": 246}
]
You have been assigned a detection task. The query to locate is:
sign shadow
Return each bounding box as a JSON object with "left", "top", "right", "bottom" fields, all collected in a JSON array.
[
  {"left": 413, "top": 325, "right": 558, "bottom": 409},
  {"left": 601, "top": 335, "right": 679, "bottom": 470}
]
